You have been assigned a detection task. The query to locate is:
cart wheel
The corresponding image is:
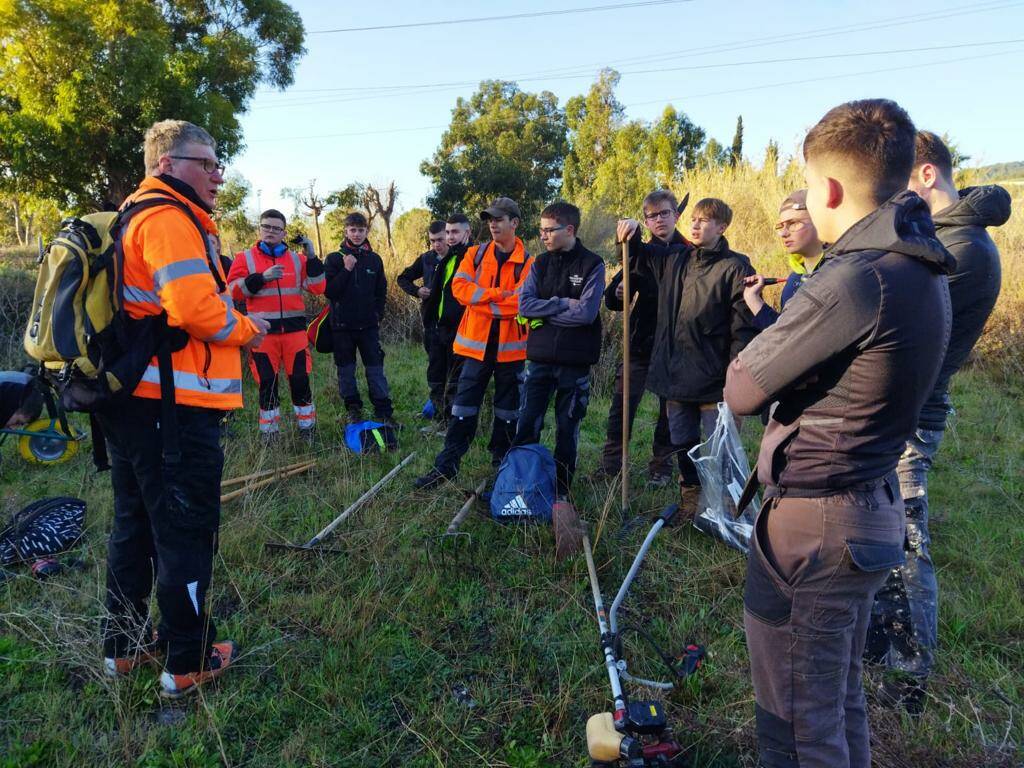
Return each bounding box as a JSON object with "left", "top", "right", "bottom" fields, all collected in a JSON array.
[{"left": 18, "top": 419, "right": 79, "bottom": 465}]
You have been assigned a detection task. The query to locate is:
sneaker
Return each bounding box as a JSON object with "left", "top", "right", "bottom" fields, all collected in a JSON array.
[
  {"left": 647, "top": 472, "right": 672, "bottom": 488},
  {"left": 552, "top": 499, "right": 583, "bottom": 561},
  {"left": 379, "top": 415, "right": 402, "bottom": 431},
  {"left": 159, "top": 640, "right": 238, "bottom": 699},
  {"left": 104, "top": 633, "right": 163, "bottom": 678},
  {"left": 345, "top": 408, "right": 364, "bottom": 424},
  {"left": 413, "top": 468, "right": 451, "bottom": 490}
]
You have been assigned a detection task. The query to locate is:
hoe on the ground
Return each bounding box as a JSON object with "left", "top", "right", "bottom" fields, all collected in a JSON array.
[
  {"left": 424, "top": 478, "right": 489, "bottom": 568},
  {"left": 265, "top": 451, "right": 416, "bottom": 554},
  {"left": 584, "top": 503, "right": 705, "bottom": 767}
]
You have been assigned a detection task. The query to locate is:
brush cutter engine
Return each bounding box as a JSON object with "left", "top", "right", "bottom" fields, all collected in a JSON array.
[{"left": 583, "top": 504, "right": 705, "bottom": 767}]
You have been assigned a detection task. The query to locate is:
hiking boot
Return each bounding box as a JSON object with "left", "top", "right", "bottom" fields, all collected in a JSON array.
[
  {"left": 413, "top": 467, "right": 452, "bottom": 490},
  {"left": 592, "top": 467, "right": 619, "bottom": 483},
  {"left": 379, "top": 415, "right": 402, "bottom": 431},
  {"left": 552, "top": 499, "right": 583, "bottom": 561},
  {"left": 875, "top": 675, "right": 927, "bottom": 716},
  {"left": 647, "top": 472, "right": 672, "bottom": 488},
  {"left": 104, "top": 632, "right": 163, "bottom": 678},
  {"left": 678, "top": 483, "right": 701, "bottom": 523},
  {"left": 260, "top": 431, "right": 280, "bottom": 446},
  {"left": 345, "top": 407, "right": 363, "bottom": 424},
  {"left": 159, "top": 640, "right": 239, "bottom": 699},
  {"left": 298, "top": 426, "right": 316, "bottom": 445}
]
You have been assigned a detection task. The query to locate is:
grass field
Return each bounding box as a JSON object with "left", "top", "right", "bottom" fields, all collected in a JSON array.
[{"left": 1, "top": 342, "right": 1021, "bottom": 767}]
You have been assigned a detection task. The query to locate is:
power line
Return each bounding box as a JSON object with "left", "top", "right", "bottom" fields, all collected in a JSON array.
[
  {"left": 244, "top": 47, "right": 1024, "bottom": 143},
  {"left": 308, "top": 0, "right": 694, "bottom": 34},
  {"left": 249, "top": 38, "right": 1024, "bottom": 111},
  {"left": 625, "top": 47, "right": 1024, "bottom": 108}
]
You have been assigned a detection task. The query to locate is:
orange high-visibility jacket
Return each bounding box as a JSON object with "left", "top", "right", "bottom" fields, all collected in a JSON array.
[
  {"left": 120, "top": 176, "right": 259, "bottom": 410},
  {"left": 226, "top": 244, "right": 325, "bottom": 333},
  {"left": 452, "top": 238, "right": 533, "bottom": 362}
]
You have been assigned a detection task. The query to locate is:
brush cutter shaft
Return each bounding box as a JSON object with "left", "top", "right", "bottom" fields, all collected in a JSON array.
[
  {"left": 609, "top": 519, "right": 665, "bottom": 636},
  {"left": 583, "top": 534, "right": 628, "bottom": 720},
  {"left": 620, "top": 237, "right": 631, "bottom": 517},
  {"left": 446, "top": 479, "right": 488, "bottom": 534},
  {"left": 305, "top": 451, "right": 416, "bottom": 547}
]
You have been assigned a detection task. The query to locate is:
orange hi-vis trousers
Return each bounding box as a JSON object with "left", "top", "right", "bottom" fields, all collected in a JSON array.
[{"left": 248, "top": 331, "right": 315, "bottom": 433}]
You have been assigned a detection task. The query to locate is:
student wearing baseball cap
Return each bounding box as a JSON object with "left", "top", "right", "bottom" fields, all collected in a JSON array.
[{"left": 742, "top": 189, "right": 826, "bottom": 328}]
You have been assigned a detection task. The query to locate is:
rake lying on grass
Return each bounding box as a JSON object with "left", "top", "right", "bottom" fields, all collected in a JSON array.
[
  {"left": 424, "top": 478, "right": 488, "bottom": 568},
  {"left": 265, "top": 451, "right": 416, "bottom": 554}
]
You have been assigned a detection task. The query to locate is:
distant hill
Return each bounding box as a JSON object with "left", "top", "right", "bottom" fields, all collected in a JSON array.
[{"left": 968, "top": 161, "right": 1024, "bottom": 182}]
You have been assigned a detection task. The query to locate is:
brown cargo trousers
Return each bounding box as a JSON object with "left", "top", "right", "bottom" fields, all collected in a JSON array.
[{"left": 744, "top": 477, "right": 905, "bottom": 767}]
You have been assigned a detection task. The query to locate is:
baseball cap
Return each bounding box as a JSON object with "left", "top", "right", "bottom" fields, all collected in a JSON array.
[
  {"left": 779, "top": 189, "right": 808, "bottom": 214},
  {"left": 481, "top": 197, "right": 521, "bottom": 221}
]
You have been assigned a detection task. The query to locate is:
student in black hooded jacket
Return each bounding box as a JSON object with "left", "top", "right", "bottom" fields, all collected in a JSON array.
[{"left": 324, "top": 211, "right": 395, "bottom": 425}]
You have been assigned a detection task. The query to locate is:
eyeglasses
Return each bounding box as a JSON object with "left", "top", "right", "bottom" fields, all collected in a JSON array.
[
  {"left": 644, "top": 209, "right": 675, "bottom": 221},
  {"left": 774, "top": 219, "right": 809, "bottom": 234},
  {"left": 170, "top": 155, "right": 225, "bottom": 175},
  {"left": 260, "top": 224, "right": 285, "bottom": 233},
  {"left": 539, "top": 225, "right": 567, "bottom": 236}
]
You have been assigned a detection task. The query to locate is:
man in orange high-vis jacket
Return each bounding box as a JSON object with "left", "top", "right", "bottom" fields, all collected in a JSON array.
[
  {"left": 414, "top": 197, "right": 534, "bottom": 489},
  {"left": 227, "top": 209, "right": 325, "bottom": 441},
  {"left": 98, "top": 120, "right": 268, "bottom": 700}
]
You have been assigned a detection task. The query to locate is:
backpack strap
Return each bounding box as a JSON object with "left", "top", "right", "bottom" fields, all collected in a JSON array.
[
  {"left": 472, "top": 241, "right": 491, "bottom": 269},
  {"left": 514, "top": 249, "right": 530, "bottom": 283},
  {"left": 110, "top": 192, "right": 216, "bottom": 467}
]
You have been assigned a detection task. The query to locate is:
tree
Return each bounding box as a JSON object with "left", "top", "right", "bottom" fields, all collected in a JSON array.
[
  {"left": 1, "top": 193, "right": 60, "bottom": 247},
  {"left": 562, "top": 69, "right": 624, "bottom": 205},
  {"left": 215, "top": 173, "right": 257, "bottom": 253},
  {"left": 0, "top": 0, "right": 305, "bottom": 209},
  {"left": 699, "top": 138, "right": 729, "bottom": 169},
  {"left": 392, "top": 208, "right": 434, "bottom": 262},
  {"left": 591, "top": 122, "right": 654, "bottom": 217},
  {"left": 646, "top": 105, "right": 706, "bottom": 185},
  {"left": 763, "top": 139, "right": 780, "bottom": 178},
  {"left": 421, "top": 81, "right": 567, "bottom": 235},
  {"left": 730, "top": 115, "right": 744, "bottom": 167},
  {"left": 364, "top": 182, "right": 399, "bottom": 257}
]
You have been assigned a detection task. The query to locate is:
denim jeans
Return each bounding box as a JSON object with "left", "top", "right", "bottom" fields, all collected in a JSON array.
[
  {"left": 744, "top": 479, "right": 905, "bottom": 767},
  {"left": 514, "top": 362, "right": 591, "bottom": 497},
  {"left": 665, "top": 400, "right": 719, "bottom": 485},
  {"left": 866, "top": 427, "right": 944, "bottom": 681},
  {"left": 98, "top": 397, "right": 224, "bottom": 674}
]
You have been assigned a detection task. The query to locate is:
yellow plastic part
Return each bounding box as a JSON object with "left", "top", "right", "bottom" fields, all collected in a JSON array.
[
  {"left": 18, "top": 419, "right": 79, "bottom": 465},
  {"left": 586, "top": 712, "right": 624, "bottom": 762}
]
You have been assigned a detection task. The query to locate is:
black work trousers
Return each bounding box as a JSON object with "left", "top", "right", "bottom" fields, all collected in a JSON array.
[
  {"left": 98, "top": 396, "right": 223, "bottom": 674},
  {"left": 433, "top": 356, "right": 524, "bottom": 476},
  {"left": 332, "top": 325, "right": 393, "bottom": 417},
  {"left": 600, "top": 357, "right": 673, "bottom": 477},
  {"left": 426, "top": 324, "right": 464, "bottom": 423}
]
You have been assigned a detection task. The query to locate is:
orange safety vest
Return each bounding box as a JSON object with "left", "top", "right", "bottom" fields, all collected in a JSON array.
[
  {"left": 120, "top": 176, "right": 259, "bottom": 410},
  {"left": 451, "top": 238, "right": 533, "bottom": 362},
  {"left": 226, "top": 244, "right": 325, "bottom": 332}
]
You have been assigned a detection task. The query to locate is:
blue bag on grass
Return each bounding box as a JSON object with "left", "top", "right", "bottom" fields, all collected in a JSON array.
[
  {"left": 344, "top": 421, "right": 398, "bottom": 454},
  {"left": 490, "top": 444, "right": 556, "bottom": 523},
  {"left": 420, "top": 398, "right": 436, "bottom": 420}
]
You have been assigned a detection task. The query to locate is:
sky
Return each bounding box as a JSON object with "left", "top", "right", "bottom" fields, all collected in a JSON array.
[{"left": 231, "top": 0, "right": 1024, "bottom": 219}]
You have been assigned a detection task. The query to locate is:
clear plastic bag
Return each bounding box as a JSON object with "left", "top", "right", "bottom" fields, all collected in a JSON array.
[{"left": 686, "top": 402, "right": 759, "bottom": 554}]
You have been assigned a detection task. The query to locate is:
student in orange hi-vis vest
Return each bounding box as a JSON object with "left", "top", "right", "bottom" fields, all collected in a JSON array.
[
  {"left": 227, "top": 209, "right": 325, "bottom": 442},
  {"left": 414, "top": 197, "right": 534, "bottom": 490},
  {"left": 99, "top": 120, "right": 268, "bottom": 700}
]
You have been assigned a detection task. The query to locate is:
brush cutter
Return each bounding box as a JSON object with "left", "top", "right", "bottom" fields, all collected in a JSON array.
[
  {"left": 424, "top": 478, "right": 488, "bottom": 568},
  {"left": 583, "top": 503, "right": 705, "bottom": 767},
  {"left": 266, "top": 451, "right": 416, "bottom": 554}
]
